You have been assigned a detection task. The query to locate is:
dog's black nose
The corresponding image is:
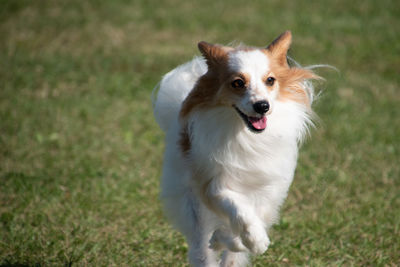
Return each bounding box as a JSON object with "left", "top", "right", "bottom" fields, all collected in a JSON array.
[{"left": 253, "top": 101, "right": 270, "bottom": 114}]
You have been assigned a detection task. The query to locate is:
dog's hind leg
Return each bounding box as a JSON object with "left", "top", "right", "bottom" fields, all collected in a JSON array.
[
  {"left": 188, "top": 235, "right": 219, "bottom": 267},
  {"left": 220, "top": 250, "right": 249, "bottom": 267},
  {"left": 184, "top": 194, "right": 219, "bottom": 267}
]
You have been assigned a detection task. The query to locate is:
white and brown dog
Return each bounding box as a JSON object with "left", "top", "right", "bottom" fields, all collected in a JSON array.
[{"left": 153, "top": 31, "right": 321, "bottom": 267}]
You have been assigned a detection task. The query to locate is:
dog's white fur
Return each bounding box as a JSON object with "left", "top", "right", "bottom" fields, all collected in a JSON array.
[{"left": 153, "top": 32, "right": 317, "bottom": 266}]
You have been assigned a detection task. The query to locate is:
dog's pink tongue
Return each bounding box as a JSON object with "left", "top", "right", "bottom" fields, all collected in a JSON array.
[{"left": 249, "top": 116, "right": 267, "bottom": 130}]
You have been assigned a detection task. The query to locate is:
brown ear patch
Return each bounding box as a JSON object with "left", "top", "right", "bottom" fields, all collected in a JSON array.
[
  {"left": 266, "top": 31, "right": 321, "bottom": 106},
  {"left": 267, "top": 31, "right": 292, "bottom": 51},
  {"left": 266, "top": 31, "right": 292, "bottom": 67},
  {"left": 198, "top": 41, "right": 233, "bottom": 68}
]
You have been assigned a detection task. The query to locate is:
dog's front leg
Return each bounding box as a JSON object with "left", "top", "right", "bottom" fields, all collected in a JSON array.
[{"left": 202, "top": 181, "right": 270, "bottom": 255}]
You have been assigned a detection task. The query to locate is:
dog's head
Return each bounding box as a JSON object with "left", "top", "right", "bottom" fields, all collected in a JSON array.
[{"left": 181, "top": 31, "right": 319, "bottom": 133}]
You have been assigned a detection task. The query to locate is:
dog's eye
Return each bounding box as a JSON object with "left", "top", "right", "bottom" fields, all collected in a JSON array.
[
  {"left": 266, "top": 77, "right": 275, "bottom": 86},
  {"left": 231, "top": 79, "right": 245, "bottom": 89}
]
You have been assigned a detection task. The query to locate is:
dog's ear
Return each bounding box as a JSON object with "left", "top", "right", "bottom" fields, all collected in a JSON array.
[
  {"left": 266, "top": 31, "right": 292, "bottom": 67},
  {"left": 198, "top": 41, "right": 231, "bottom": 68}
]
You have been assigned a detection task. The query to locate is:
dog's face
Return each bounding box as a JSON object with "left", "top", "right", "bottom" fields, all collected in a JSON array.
[
  {"left": 180, "top": 31, "right": 317, "bottom": 133},
  {"left": 217, "top": 49, "right": 277, "bottom": 133}
]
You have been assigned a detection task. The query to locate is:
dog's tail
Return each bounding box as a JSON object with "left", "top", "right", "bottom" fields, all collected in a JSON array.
[{"left": 152, "top": 57, "right": 207, "bottom": 132}]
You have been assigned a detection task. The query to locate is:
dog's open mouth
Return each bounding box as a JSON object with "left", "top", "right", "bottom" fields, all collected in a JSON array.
[{"left": 234, "top": 106, "right": 267, "bottom": 133}]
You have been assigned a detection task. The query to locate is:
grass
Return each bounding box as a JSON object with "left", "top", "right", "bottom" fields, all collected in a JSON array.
[{"left": 0, "top": 0, "right": 399, "bottom": 266}]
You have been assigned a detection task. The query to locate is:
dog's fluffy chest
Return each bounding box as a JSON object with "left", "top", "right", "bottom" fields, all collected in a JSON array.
[{"left": 187, "top": 107, "right": 300, "bottom": 190}]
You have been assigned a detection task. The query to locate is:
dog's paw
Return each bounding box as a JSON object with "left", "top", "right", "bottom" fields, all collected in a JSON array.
[{"left": 240, "top": 224, "right": 270, "bottom": 255}]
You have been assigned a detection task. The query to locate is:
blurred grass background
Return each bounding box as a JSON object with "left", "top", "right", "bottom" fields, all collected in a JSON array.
[{"left": 0, "top": 0, "right": 399, "bottom": 266}]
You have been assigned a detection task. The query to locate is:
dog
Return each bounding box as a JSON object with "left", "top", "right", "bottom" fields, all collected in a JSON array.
[{"left": 153, "top": 31, "right": 321, "bottom": 266}]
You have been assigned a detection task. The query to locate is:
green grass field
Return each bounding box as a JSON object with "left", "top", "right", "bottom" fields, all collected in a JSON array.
[{"left": 1, "top": 0, "right": 399, "bottom": 266}]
